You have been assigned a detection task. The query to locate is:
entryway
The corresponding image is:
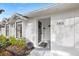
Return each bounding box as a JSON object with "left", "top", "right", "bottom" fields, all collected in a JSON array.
[{"left": 38, "top": 17, "right": 51, "bottom": 48}]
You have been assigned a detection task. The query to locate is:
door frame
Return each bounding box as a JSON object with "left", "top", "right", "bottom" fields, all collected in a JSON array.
[{"left": 37, "top": 17, "right": 51, "bottom": 48}]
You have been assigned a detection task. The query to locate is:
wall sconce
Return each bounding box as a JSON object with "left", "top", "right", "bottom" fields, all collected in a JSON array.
[{"left": 48, "top": 25, "right": 51, "bottom": 27}]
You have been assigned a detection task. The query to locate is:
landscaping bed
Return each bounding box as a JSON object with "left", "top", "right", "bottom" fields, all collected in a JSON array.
[
  {"left": 0, "top": 49, "right": 13, "bottom": 56},
  {"left": 0, "top": 35, "right": 34, "bottom": 56}
]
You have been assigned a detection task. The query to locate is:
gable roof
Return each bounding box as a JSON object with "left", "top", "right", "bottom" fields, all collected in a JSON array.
[{"left": 8, "top": 13, "right": 28, "bottom": 24}]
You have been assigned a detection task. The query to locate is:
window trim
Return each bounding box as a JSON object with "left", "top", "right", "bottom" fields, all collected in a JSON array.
[
  {"left": 16, "top": 21, "right": 22, "bottom": 38},
  {"left": 6, "top": 24, "right": 9, "bottom": 36}
]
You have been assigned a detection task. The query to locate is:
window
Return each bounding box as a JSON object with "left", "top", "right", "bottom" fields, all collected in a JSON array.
[
  {"left": 16, "top": 21, "right": 22, "bottom": 38},
  {"left": 6, "top": 24, "right": 9, "bottom": 36}
]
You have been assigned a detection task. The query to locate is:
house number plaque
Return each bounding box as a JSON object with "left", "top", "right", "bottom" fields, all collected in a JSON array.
[{"left": 57, "top": 21, "right": 64, "bottom": 25}]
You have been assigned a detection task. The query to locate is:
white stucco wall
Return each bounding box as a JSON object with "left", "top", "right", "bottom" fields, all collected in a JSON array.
[
  {"left": 51, "top": 17, "right": 74, "bottom": 47},
  {"left": 75, "top": 17, "right": 79, "bottom": 48},
  {"left": 1, "top": 27, "right": 6, "bottom": 36},
  {"left": 24, "top": 19, "right": 37, "bottom": 47},
  {"left": 51, "top": 8, "right": 79, "bottom": 48}
]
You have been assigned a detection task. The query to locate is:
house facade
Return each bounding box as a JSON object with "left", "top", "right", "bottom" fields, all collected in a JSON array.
[{"left": 0, "top": 4, "right": 79, "bottom": 49}]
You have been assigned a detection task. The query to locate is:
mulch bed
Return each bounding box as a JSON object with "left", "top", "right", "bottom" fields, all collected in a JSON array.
[
  {"left": 0, "top": 45, "right": 33, "bottom": 56},
  {"left": 0, "top": 49, "right": 13, "bottom": 56}
]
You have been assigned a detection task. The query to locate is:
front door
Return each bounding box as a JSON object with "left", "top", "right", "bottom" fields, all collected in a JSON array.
[{"left": 38, "top": 17, "right": 50, "bottom": 48}]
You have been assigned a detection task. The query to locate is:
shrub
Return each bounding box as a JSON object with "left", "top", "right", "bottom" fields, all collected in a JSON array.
[
  {"left": 9, "top": 37, "right": 26, "bottom": 48},
  {"left": 9, "top": 36, "right": 16, "bottom": 45},
  {"left": 16, "top": 38, "right": 26, "bottom": 48},
  {"left": 0, "top": 35, "right": 6, "bottom": 44},
  {"left": 0, "top": 35, "right": 8, "bottom": 48},
  {"left": 0, "top": 35, "right": 26, "bottom": 49}
]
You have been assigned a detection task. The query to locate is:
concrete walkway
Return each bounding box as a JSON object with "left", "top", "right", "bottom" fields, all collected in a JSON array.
[{"left": 29, "top": 43, "right": 79, "bottom": 56}]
